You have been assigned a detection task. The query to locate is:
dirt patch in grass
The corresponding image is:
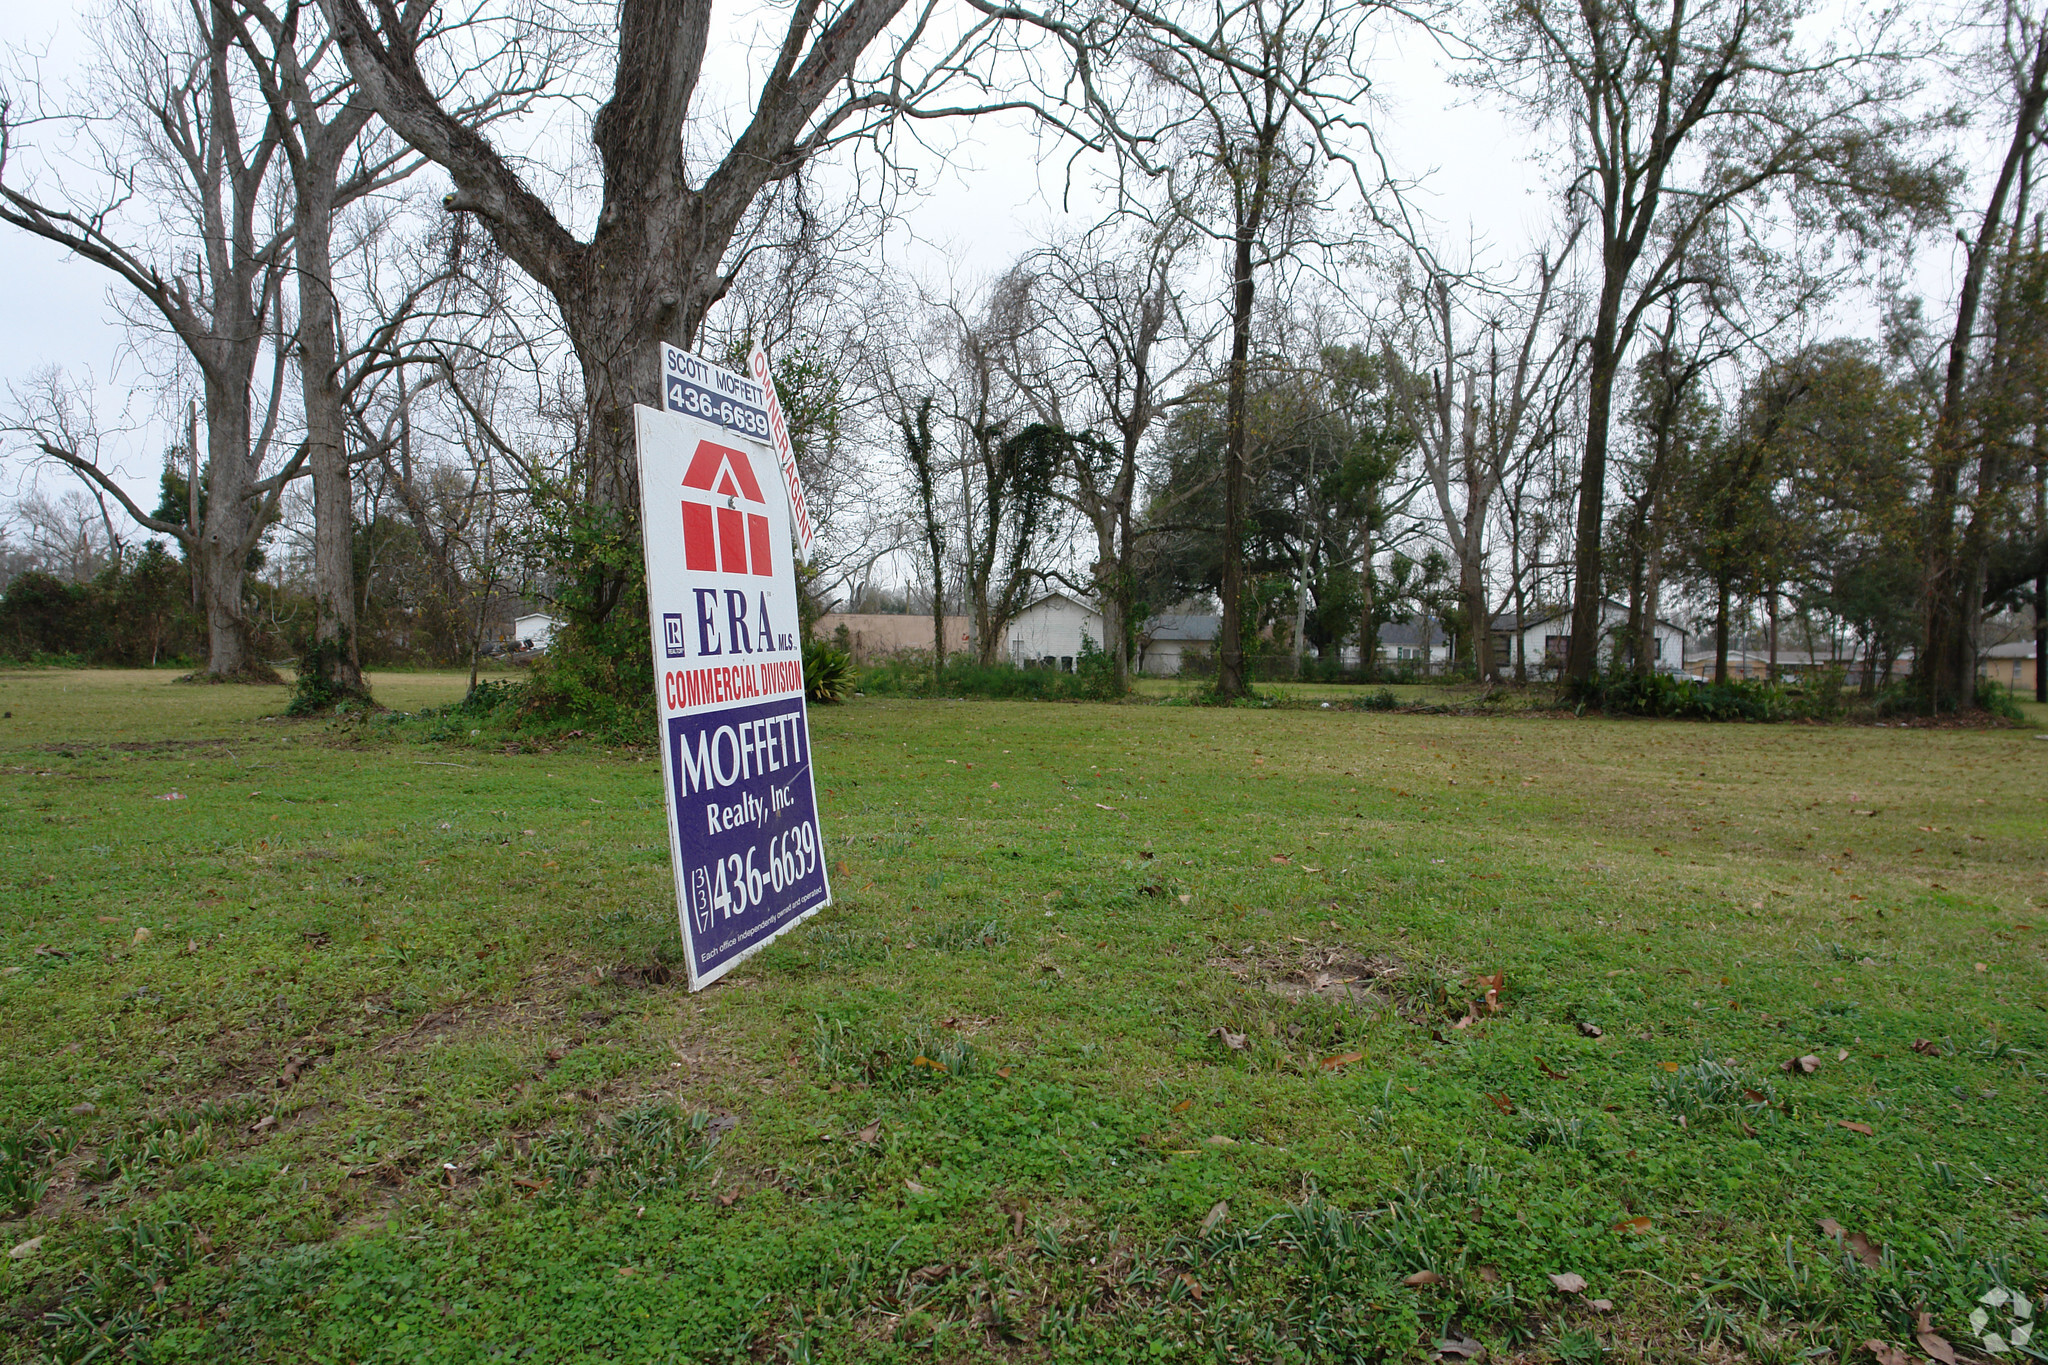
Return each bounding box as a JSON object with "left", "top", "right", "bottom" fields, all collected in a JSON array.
[{"left": 1208, "top": 942, "right": 1403, "bottom": 1008}]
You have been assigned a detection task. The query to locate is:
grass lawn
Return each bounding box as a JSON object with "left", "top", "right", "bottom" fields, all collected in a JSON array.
[{"left": 0, "top": 668, "right": 2043, "bottom": 1364}]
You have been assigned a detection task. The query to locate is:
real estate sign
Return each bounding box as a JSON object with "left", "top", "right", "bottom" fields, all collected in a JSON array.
[{"left": 635, "top": 349, "right": 830, "bottom": 990}]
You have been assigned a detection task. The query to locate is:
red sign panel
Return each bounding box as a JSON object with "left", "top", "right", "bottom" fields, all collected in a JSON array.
[{"left": 680, "top": 439, "right": 773, "bottom": 577}]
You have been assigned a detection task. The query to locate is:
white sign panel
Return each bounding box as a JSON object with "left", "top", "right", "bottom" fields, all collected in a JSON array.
[{"left": 634, "top": 399, "right": 831, "bottom": 990}]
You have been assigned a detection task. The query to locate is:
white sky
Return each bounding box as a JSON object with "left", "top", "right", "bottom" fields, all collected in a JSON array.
[{"left": 0, "top": 0, "right": 1975, "bottom": 514}]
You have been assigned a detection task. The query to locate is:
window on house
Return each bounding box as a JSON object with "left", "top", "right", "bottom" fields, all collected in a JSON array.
[{"left": 1544, "top": 634, "right": 1569, "bottom": 660}]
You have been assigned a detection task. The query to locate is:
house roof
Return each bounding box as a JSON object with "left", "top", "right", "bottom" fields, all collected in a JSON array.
[
  {"left": 1378, "top": 620, "right": 1450, "bottom": 648},
  {"left": 1489, "top": 600, "right": 1688, "bottom": 639},
  {"left": 1016, "top": 591, "right": 1101, "bottom": 619},
  {"left": 1982, "top": 639, "right": 2039, "bottom": 658},
  {"left": 1144, "top": 613, "right": 1219, "bottom": 642}
]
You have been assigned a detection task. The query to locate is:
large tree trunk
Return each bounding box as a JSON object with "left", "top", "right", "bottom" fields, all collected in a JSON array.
[
  {"left": 1565, "top": 271, "right": 1627, "bottom": 686},
  {"left": 1357, "top": 528, "right": 1375, "bottom": 681},
  {"left": 1919, "top": 23, "right": 2048, "bottom": 711},
  {"left": 2037, "top": 471, "right": 2046, "bottom": 704},
  {"left": 1712, "top": 580, "right": 1731, "bottom": 685},
  {"left": 1216, "top": 210, "right": 1256, "bottom": 700},
  {"left": 1461, "top": 449, "right": 1492, "bottom": 681},
  {"left": 196, "top": 374, "right": 274, "bottom": 681},
  {"left": 296, "top": 199, "right": 367, "bottom": 696}
]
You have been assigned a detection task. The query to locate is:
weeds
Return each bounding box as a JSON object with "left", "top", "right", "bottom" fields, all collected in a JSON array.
[{"left": 810, "top": 1016, "right": 980, "bottom": 1086}]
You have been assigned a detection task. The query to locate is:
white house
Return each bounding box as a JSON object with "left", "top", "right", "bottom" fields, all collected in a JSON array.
[
  {"left": 1490, "top": 601, "right": 1687, "bottom": 677},
  {"left": 1007, "top": 592, "right": 1105, "bottom": 670},
  {"left": 1377, "top": 620, "right": 1453, "bottom": 670},
  {"left": 513, "top": 612, "right": 561, "bottom": 651},
  {"left": 1137, "top": 613, "right": 1219, "bottom": 675}
]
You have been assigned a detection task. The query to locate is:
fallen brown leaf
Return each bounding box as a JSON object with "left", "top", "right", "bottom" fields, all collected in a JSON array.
[
  {"left": 1818, "top": 1218, "right": 1847, "bottom": 1238},
  {"left": 1845, "top": 1231, "right": 1882, "bottom": 1269},
  {"left": 1435, "top": 1336, "right": 1485, "bottom": 1361},
  {"left": 904, "top": 1179, "right": 929, "bottom": 1195},
  {"left": 1838, "top": 1120, "right": 1874, "bottom": 1136},
  {"left": 1488, "top": 1092, "right": 1514, "bottom": 1115},
  {"left": 1403, "top": 1270, "right": 1442, "bottom": 1287},
  {"left": 1588, "top": 1298, "right": 1615, "bottom": 1313},
  {"left": 1209, "top": 1027, "right": 1248, "bottom": 1052},
  {"left": 854, "top": 1122, "right": 880, "bottom": 1146},
  {"left": 1475, "top": 1266, "right": 1501, "bottom": 1283},
  {"left": 1916, "top": 1312, "right": 1957, "bottom": 1364},
  {"left": 1537, "top": 1058, "right": 1569, "bottom": 1080},
  {"left": 1548, "top": 1272, "right": 1587, "bottom": 1294},
  {"left": 1172, "top": 1098, "right": 1193, "bottom": 1113},
  {"left": 1576, "top": 1021, "right": 1604, "bottom": 1038},
  {"left": 1613, "top": 1216, "right": 1651, "bottom": 1234},
  {"left": 1910, "top": 1039, "right": 1941, "bottom": 1056},
  {"left": 1205, "top": 1134, "right": 1237, "bottom": 1147},
  {"left": 1321, "top": 1052, "right": 1364, "bottom": 1070},
  {"left": 1862, "top": 1340, "right": 1910, "bottom": 1365},
  {"left": 1200, "top": 1200, "right": 1228, "bottom": 1234},
  {"left": 1783, "top": 1054, "right": 1821, "bottom": 1074}
]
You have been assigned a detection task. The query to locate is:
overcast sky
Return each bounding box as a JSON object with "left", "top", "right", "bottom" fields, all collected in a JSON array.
[{"left": 0, "top": 0, "right": 1973, "bottom": 512}]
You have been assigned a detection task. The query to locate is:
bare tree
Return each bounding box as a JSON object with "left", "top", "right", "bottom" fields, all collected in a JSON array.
[
  {"left": 1014, "top": 218, "right": 1209, "bottom": 689},
  {"left": 1919, "top": 3, "right": 2048, "bottom": 710},
  {"left": 317, "top": 0, "right": 1077, "bottom": 690},
  {"left": 1471, "top": 0, "right": 1946, "bottom": 687},
  {"left": 2, "top": 0, "right": 300, "bottom": 678},
  {"left": 1124, "top": 0, "right": 1405, "bottom": 698},
  {"left": 1386, "top": 235, "right": 1576, "bottom": 682}
]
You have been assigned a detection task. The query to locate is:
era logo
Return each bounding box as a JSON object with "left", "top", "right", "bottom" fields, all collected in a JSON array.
[
  {"left": 662, "top": 612, "right": 687, "bottom": 659},
  {"left": 681, "top": 440, "right": 772, "bottom": 578}
]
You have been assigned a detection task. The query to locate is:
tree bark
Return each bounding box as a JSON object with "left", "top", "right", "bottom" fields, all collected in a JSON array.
[
  {"left": 1566, "top": 279, "right": 1624, "bottom": 686},
  {"left": 1357, "top": 525, "right": 1375, "bottom": 681},
  {"left": 295, "top": 198, "right": 366, "bottom": 694},
  {"left": 1217, "top": 208, "right": 1258, "bottom": 699},
  {"left": 1918, "top": 22, "right": 2048, "bottom": 711},
  {"left": 321, "top": 0, "right": 915, "bottom": 673},
  {"left": 1712, "top": 580, "right": 1731, "bottom": 685}
]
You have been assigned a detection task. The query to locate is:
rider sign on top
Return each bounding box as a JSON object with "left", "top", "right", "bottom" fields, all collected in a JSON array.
[{"left": 635, "top": 344, "right": 830, "bottom": 990}]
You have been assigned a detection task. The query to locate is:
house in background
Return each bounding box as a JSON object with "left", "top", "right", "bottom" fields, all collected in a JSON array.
[
  {"left": 1492, "top": 601, "right": 1687, "bottom": 678},
  {"left": 1378, "top": 619, "right": 1452, "bottom": 670},
  {"left": 1137, "top": 613, "right": 1219, "bottom": 675},
  {"left": 512, "top": 611, "right": 560, "bottom": 651},
  {"left": 1979, "top": 638, "right": 2039, "bottom": 694},
  {"left": 1007, "top": 592, "right": 1105, "bottom": 671}
]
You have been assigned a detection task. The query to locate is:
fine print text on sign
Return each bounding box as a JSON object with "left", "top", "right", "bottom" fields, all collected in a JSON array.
[
  {"left": 635, "top": 398, "right": 830, "bottom": 990},
  {"left": 663, "top": 343, "right": 770, "bottom": 443}
]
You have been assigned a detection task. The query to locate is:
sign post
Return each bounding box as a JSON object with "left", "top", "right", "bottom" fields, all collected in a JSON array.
[{"left": 635, "top": 347, "right": 830, "bottom": 990}]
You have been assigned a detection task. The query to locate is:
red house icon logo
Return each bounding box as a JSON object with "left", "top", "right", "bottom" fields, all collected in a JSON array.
[{"left": 680, "top": 439, "right": 773, "bottom": 577}]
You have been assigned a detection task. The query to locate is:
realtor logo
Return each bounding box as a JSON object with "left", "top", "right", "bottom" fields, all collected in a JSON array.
[
  {"left": 662, "top": 612, "right": 687, "bottom": 658},
  {"left": 680, "top": 439, "right": 773, "bottom": 578}
]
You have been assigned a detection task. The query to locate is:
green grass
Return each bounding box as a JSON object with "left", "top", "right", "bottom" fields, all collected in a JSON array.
[{"left": 0, "top": 667, "right": 2043, "bottom": 1363}]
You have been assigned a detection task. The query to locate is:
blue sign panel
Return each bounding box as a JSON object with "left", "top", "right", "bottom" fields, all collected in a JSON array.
[
  {"left": 663, "top": 696, "right": 828, "bottom": 978},
  {"left": 662, "top": 343, "right": 771, "bottom": 441}
]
